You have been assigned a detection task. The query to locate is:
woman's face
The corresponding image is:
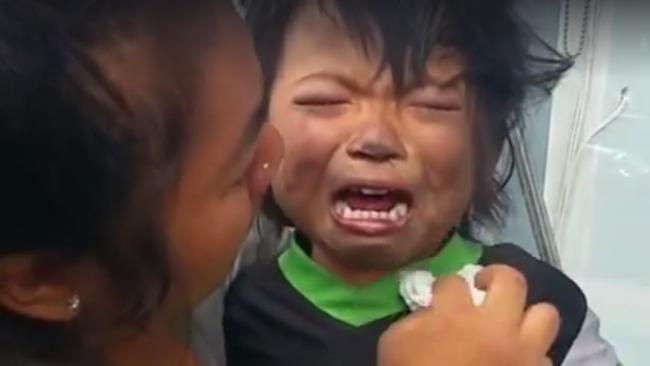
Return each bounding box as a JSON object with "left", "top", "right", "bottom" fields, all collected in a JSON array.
[
  {"left": 161, "top": 3, "right": 283, "bottom": 306},
  {"left": 0, "top": 0, "right": 281, "bottom": 337},
  {"left": 269, "top": 4, "right": 476, "bottom": 275}
]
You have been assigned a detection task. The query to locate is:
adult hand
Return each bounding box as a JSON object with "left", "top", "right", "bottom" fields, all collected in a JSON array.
[{"left": 377, "top": 265, "right": 559, "bottom": 366}]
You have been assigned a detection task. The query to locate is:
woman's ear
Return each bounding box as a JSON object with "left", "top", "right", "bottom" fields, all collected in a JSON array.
[
  {"left": 247, "top": 124, "right": 285, "bottom": 206},
  {"left": 0, "top": 255, "right": 79, "bottom": 322}
]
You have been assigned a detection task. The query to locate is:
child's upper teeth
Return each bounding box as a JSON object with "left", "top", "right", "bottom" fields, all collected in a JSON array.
[{"left": 360, "top": 188, "right": 388, "bottom": 195}]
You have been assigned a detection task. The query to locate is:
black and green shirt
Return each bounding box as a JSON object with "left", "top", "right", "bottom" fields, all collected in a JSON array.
[{"left": 224, "top": 233, "right": 587, "bottom": 366}]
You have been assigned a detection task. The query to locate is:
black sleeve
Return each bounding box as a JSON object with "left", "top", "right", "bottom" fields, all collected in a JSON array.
[{"left": 480, "top": 244, "right": 588, "bottom": 366}]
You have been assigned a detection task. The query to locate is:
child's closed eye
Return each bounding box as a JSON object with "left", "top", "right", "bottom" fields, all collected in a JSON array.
[
  {"left": 292, "top": 93, "right": 351, "bottom": 118},
  {"left": 405, "top": 96, "right": 463, "bottom": 122},
  {"left": 293, "top": 95, "right": 350, "bottom": 107},
  {"left": 411, "top": 101, "right": 461, "bottom": 112},
  {"left": 406, "top": 85, "right": 463, "bottom": 113}
]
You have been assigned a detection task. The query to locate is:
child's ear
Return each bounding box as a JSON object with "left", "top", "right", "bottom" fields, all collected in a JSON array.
[{"left": 0, "top": 255, "right": 79, "bottom": 322}]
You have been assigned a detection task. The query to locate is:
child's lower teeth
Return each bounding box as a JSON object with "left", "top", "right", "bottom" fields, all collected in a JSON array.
[{"left": 334, "top": 201, "right": 408, "bottom": 222}]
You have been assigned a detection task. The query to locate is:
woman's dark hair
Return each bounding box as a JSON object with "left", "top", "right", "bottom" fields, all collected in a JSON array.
[
  {"left": 0, "top": 0, "right": 222, "bottom": 363},
  {"left": 243, "top": 0, "right": 572, "bottom": 228}
]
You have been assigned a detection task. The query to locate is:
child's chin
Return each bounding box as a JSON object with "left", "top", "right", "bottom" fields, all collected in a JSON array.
[
  {"left": 329, "top": 237, "right": 416, "bottom": 268},
  {"left": 331, "top": 228, "right": 403, "bottom": 248},
  {"left": 342, "top": 249, "right": 415, "bottom": 272}
]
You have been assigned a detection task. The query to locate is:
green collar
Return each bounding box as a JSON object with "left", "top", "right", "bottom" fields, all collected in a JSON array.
[{"left": 278, "top": 233, "right": 483, "bottom": 327}]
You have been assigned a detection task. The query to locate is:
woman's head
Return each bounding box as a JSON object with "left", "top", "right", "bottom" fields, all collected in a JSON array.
[
  {"left": 245, "top": 0, "right": 569, "bottom": 277},
  {"left": 0, "top": 0, "right": 281, "bottom": 361}
]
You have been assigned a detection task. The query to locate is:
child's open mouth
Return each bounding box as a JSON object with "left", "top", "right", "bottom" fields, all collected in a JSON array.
[{"left": 331, "top": 185, "right": 413, "bottom": 235}]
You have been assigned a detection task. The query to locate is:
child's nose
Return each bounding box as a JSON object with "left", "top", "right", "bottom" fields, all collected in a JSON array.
[{"left": 346, "top": 123, "right": 407, "bottom": 163}]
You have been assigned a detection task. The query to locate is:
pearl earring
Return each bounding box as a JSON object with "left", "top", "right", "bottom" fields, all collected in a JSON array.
[
  {"left": 68, "top": 294, "right": 81, "bottom": 313},
  {"left": 262, "top": 163, "right": 270, "bottom": 170}
]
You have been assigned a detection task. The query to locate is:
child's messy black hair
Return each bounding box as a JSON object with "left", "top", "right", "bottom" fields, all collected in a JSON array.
[{"left": 243, "top": 0, "right": 572, "bottom": 228}]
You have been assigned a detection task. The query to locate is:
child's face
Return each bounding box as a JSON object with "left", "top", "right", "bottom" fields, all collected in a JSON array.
[{"left": 269, "top": 4, "right": 476, "bottom": 271}]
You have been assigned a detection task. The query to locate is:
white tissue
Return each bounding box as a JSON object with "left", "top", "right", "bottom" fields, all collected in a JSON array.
[
  {"left": 398, "top": 270, "right": 435, "bottom": 311},
  {"left": 399, "top": 264, "right": 486, "bottom": 312},
  {"left": 456, "top": 264, "right": 486, "bottom": 306}
]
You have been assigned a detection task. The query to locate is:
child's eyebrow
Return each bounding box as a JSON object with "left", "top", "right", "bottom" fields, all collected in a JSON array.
[
  {"left": 294, "top": 70, "right": 465, "bottom": 95},
  {"left": 294, "top": 71, "right": 362, "bottom": 92},
  {"left": 405, "top": 71, "right": 466, "bottom": 93}
]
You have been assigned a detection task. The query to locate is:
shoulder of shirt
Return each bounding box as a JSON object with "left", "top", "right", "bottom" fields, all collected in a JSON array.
[
  {"left": 479, "top": 242, "right": 587, "bottom": 314},
  {"left": 480, "top": 243, "right": 588, "bottom": 365},
  {"left": 479, "top": 243, "right": 584, "bottom": 300}
]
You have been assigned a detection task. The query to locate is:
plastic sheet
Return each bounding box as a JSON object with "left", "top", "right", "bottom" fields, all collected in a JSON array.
[
  {"left": 558, "top": 111, "right": 650, "bottom": 363},
  {"left": 544, "top": 1, "right": 650, "bottom": 362}
]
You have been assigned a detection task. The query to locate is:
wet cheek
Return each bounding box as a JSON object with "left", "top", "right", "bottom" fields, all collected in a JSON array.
[
  {"left": 273, "top": 132, "right": 334, "bottom": 215},
  {"left": 421, "top": 137, "right": 475, "bottom": 202},
  {"left": 275, "top": 144, "right": 320, "bottom": 199},
  {"left": 274, "top": 116, "right": 336, "bottom": 190}
]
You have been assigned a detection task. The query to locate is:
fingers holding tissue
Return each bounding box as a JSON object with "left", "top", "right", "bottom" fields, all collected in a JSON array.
[
  {"left": 379, "top": 265, "right": 560, "bottom": 366},
  {"left": 398, "top": 264, "right": 486, "bottom": 312}
]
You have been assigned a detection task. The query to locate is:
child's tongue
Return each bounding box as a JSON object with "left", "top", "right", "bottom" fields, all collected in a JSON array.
[{"left": 346, "top": 195, "right": 396, "bottom": 212}]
